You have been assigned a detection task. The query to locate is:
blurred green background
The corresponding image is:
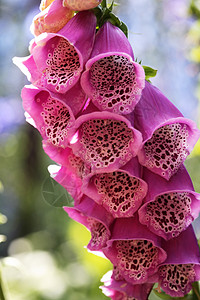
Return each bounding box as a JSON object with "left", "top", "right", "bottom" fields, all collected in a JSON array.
[{"left": 0, "top": 0, "right": 200, "bottom": 299}]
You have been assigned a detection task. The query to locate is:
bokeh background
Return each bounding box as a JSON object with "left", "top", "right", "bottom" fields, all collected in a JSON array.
[{"left": 0, "top": 0, "right": 200, "bottom": 299}]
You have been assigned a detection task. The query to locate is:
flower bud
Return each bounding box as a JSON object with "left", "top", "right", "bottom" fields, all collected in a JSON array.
[
  {"left": 63, "top": 0, "right": 102, "bottom": 11},
  {"left": 32, "top": 0, "right": 74, "bottom": 36}
]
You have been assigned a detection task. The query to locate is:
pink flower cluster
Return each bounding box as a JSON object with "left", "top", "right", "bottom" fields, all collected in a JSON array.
[{"left": 14, "top": 1, "right": 200, "bottom": 299}]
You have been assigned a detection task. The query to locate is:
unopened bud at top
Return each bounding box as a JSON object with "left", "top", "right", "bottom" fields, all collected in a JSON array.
[{"left": 63, "top": 0, "right": 102, "bottom": 11}]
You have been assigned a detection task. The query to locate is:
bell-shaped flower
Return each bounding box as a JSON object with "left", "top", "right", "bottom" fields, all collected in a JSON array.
[
  {"left": 138, "top": 165, "right": 200, "bottom": 240},
  {"left": 63, "top": 0, "right": 102, "bottom": 11},
  {"left": 82, "top": 157, "right": 147, "bottom": 218},
  {"left": 40, "top": 0, "right": 54, "bottom": 11},
  {"left": 47, "top": 146, "right": 90, "bottom": 202},
  {"left": 103, "top": 215, "right": 167, "bottom": 285},
  {"left": 101, "top": 270, "right": 154, "bottom": 300},
  {"left": 64, "top": 195, "right": 114, "bottom": 251},
  {"left": 157, "top": 225, "right": 200, "bottom": 297},
  {"left": 22, "top": 85, "right": 78, "bottom": 148},
  {"left": 13, "top": 11, "right": 96, "bottom": 94},
  {"left": 69, "top": 110, "right": 142, "bottom": 173},
  {"left": 81, "top": 22, "right": 145, "bottom": 115},
  {"left": 134, "top": 81, "right": 200, "bottom": 180},
  {"left": 31, "top": 0, "right": 74, "bottom": 36}
]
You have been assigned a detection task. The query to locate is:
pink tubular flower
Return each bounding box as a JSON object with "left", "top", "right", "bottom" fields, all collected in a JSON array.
[
  {"left": 134, "top": 81, "right": 200, "bottom": 180},
  {"left": 103, "top": 215, "right": 167, "bottom": 285},
  {"left": 82, "top": 157, "right": 147, "bottom": 218},
  {"left": 138, "top": 165, "right": 200, "bottom": 240},
  {"left": 13, "top": 11, "right": 96, "bottom": 94},
  {"left": 81, "top": 22, "right": 145, "bottom": 115},
  {"left": 31, "top": 0, "right": 74, "bottom": 36},
  {"left": 22, "top": 85, "right": 77, "bottom": 148},
  {"left": 101, "top": 270, "right": 153, "bottom": 300},
  {"left": 63, "top": 0, "right": 102, "bottom": 11},
  {"left": 64, "top": 195, "right": 114, "bottom": 251},
  {"left": 158, "top": 225, "right": 200, "bottom": 297},
  {"left": 22, "top": 79, "right": 87, "bottom": 118},
  {"left": 47, "top": 145, "right": 90, "bottom": 202},
  {"left": 69, "top": 111, "right": 142, "bottom": 173}
]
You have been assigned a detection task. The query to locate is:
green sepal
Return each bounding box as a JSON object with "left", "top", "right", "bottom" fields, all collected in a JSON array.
[
  {"left": 93, "top": 1, "right": 128, "bottom": 37},
  {"left": 101, "top": 0, "right": 107, "bottom": 9},
  {"left": 107, "top": 13, "right": 128, "bottom": 37},
  {"left": 42, "top": 176, "right": 74, "bottom": 208},
  {"left": 143, "top": 65, "right": 157, "bottom": 82}
]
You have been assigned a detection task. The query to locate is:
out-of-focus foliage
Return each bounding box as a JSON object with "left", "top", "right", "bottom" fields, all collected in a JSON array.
[{"left": 0, "top": 0, "right": 200, "bottom": 299}]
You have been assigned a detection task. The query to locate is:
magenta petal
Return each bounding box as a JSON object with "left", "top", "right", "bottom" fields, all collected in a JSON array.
[
  {"left": 46, "top": 145, "right": 90, "bottom": 200},
  {"left": 81, "top": 22, "right": 145, "bottom": 115},
  {"left": 158, "top": 226, "right": 200, "bottom": 297},
  {"left": 89, "top": 22, "right": 134, "bottom": 60},
  {"left": 49, "top": 80, "right": 87, "bottom": 116},
  {"left": 22, "top": 85, "right": 75, "bottom": 147},
  {"left": 13, "top": 55, "right": 41, "bottom": 85},
  {"left": 134, "top": 81, "right": 200, "bottom": 179},
  {"left": 43, "top": 141, "right": 90, "bottom": 172},
  {"left": 101, "top": 270, "right": 153, "bottom": 300},
  {"left": 49, "top": 164, "right": 83, "bottom": 203},
  {"left": 64, "top": 195, "right": 114, "bottom": 251},
  {"left": 82, "top": 157, "right": 147, "bottom": 218},
  {"left": 103, "top": 215, "right": 167, "bottom": 285},
  {"left": 138, "top": 165, "right": 200, "bottom": 240},
  {"left": 69, "top": 111, "right": 142, "bottom": 173},
  {"left": 45, "top": 145, "right": 90, "bottom": 202}
]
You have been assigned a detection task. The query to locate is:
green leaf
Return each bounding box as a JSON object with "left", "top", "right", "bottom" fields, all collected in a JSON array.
[
  {"left": 153, "top": 289, "right": 173, "bottom": 300},
  {"left": 143, "top": 65, "right": 157, "bottom": 82},
  {"left": 42, "top": 176, "right": 74, "bottom": 208},
  {"left": 153, "top": 288, "right": 195, "bottom": 300}
]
